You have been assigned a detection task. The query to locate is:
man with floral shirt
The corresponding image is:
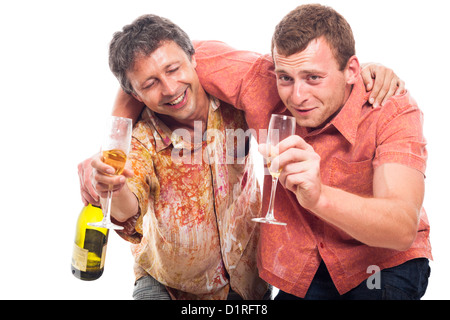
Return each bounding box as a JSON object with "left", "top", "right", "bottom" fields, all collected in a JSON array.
[{"left": 89, "top": 14, "right": 266, "bottom": 300}]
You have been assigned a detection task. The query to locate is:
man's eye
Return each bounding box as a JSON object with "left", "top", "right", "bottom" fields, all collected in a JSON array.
[
  {"left": 278, "top": 75, "right": 292, "bottom": 82},
  {"left": 143, "top": 80, "right": 156, "bottom": 90},
  {"left": 308, "top": 75, "right": 322, "bottom": 81},
  {"left": 168, "top": 67, "right": 179, "bottom": 74}
]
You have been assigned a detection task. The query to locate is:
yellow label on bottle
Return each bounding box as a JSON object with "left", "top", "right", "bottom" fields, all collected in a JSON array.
[{"left": 72, "top": 243, "right": 88, "bottom": 272}]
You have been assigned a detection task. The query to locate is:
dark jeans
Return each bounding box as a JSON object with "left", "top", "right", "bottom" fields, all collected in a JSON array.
[
  {"left": 275, "top": 258, "right": 430, "bottom": 300},
  {"left": 133, "top": 274, "right": 273, "bottom": 300}
]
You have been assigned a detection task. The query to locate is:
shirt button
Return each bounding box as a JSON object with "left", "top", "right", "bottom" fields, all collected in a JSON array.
[{"left": 319, "top": 242, "right": 324, "bottom": 248}]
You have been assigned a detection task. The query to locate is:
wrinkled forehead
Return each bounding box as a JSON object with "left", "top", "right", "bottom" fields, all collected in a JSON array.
[{"left": 273, "top": 38, "right": 337, "bottom": 72}]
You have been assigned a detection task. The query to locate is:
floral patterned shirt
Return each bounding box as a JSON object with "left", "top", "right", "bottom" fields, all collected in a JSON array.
[{"left": 116, "top": 97, "right": 267, "bottom": 300}]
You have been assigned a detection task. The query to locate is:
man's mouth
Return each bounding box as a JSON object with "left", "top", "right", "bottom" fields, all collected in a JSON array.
[
  {"left": 166, "top": 90, "right": 187, "bottom": 107},
  {"left": 297, "top": 108, "right": 314, "bottom": 113}
]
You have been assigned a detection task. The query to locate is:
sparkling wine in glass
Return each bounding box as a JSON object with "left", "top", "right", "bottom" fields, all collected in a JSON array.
[
  {"left": 252, "top": 114, "right": 296, "bottom": 226},
  {"left": 88, "top": 116, "right": 132, "bottom": 230}
]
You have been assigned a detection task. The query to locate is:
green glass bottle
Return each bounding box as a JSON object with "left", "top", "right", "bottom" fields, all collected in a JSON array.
[{"left": 71, "top": 204, "right": 109, "bottom": 280}]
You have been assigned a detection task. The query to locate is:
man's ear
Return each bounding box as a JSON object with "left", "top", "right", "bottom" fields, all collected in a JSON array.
[
  {"left": 131, "top": 91, "right": 143, "bottom": 103},
  {"left": 191, "top": 53, "right": 197, "bottom": 69},
  {"left": 345, "top": 56, "right": 360, "bottom": 85}
]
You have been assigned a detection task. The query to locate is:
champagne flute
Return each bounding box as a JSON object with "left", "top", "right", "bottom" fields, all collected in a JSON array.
[
  {"left": 252, "top": 114, "right": 296, "bottom": 226},
  {"left": 88, "top": 116, "right": 133, "bottom": 230}
]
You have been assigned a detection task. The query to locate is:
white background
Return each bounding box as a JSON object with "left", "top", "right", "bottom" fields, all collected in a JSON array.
[{"left": 0, "top": 0, "right": 448, "bottom": 300}]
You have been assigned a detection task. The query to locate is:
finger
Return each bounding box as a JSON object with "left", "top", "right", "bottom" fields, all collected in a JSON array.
[
  {"left": 258, "top": 143, "right": 278, "bottom": 161},
  {"left": 273, "top": 148, "right": 309, "bottom": 170},
  {"left": 78, "top": 160, "right": 88, "bottom": 189},
  {"left": 380, "top": 77, "right": 399, "bottom": 106},
  {"left": 122, "top": 167, "right": 134, "bottom": 178},
  {"left": 78, "top": 158, "right": 100, "bottom": 205},
  {"left": 78, "top": 163, "right": 87, "bottom": 204},
  {"left": 370, "top": 68, "right": 392, "bottom": 108},
  {"left": 91, "top": 156, "right": 116, "bottom": 175},
  {"left": 277, "top": 135, "right": 312, "bottom": 155},
  {"left": 86, "top": 177, "right": 99, "bottom": 203},
  {"left": 81, "top": 195, "right": 88, "bottom": 207},
  {"left": 360, "top": 64, "right": 375, "bottom": 91},
  {"left": 83, "top": 161, "right": 100, "bottom": 203},
  {"left": 284, "top": 172, "right": 308, "bottom": 194},
  {"left": 278, "top": 161, "right": 308, "bottom": 191},
  {"left": 94, "top": 179, "right": 124, "bottom": 198},
  {"left": 367, "top": 65, "right": 385, "bottom": 105},
  {"left": 267, "top": 136, "right": 314, "bottom": 173},
  {"left": 280, "top": 159, "right": 322, "bottom": 210},
  {"left": 94, "top": 170, "right": 126, "bottom": 187},
  {"left": 270, "top": 146, "right": 317, "bottom": 177},
  {"left": 101, "top": 184, "right": 127, "bottom": 198},
  {"left": 83, "top": 177, "right": 99, "bottom": 204},
  {"left": 81, "top": 189, "right": 100, "bottom": 206},
  {"left": 259, "top": 144, "right": 279, "bottom": 179},
  {"left": 395, "top": 79, "right": 406, "bottom": 96}
]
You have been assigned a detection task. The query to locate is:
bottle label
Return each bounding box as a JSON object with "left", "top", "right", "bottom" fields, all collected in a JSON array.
[
  {"left": 100, "top": 244, "right": 107, "bottom": 269},
  {"left": 72, "top": 243, "right": 88, "bottom": 272}
]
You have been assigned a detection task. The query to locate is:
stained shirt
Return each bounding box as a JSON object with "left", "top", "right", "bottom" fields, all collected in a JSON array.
[
  {"left": 193, "top": 40, "right": 432, "bottom": 298},
  {"left": 117, "top": 97, "right": 267, "bottom": 300}
]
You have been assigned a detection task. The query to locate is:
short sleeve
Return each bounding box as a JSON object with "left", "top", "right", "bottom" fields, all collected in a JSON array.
[
  {"left": 373, "top": 92, "right": 427, "bottom": 175},
  {"left": 193, "top": 40, "right": 285, "bottom": 133}
]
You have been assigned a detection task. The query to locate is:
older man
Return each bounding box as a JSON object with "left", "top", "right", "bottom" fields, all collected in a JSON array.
[{"left": 90, "top": 14, "right": 266, "bottom": 300}]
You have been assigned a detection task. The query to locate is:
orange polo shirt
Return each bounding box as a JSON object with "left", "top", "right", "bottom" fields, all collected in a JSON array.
[{"left": 194, "top": 40, "right": 432, "bottom": 297}]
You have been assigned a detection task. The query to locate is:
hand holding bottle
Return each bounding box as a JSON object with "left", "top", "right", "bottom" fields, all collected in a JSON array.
[{"left": 78, "top": 155, "right": 100, "bottom": 206}]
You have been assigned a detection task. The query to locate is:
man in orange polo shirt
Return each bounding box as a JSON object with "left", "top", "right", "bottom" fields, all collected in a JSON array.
[
  {"left": 199, "top": 4, "right": 431, "bottom": 299},
  {"left": 261, "top": 4, "right": 432, "bottom": 299}
]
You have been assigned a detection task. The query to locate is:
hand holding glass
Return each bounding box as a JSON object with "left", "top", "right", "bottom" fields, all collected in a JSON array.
[
  {"left": 252, "top": 114, "right": 296, "bottom": 226},
  {"left": 88, "top": 116, "right": 132, "bottom": 230}
]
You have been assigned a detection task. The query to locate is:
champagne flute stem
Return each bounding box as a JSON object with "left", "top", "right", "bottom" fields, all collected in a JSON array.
[
  {"left": 103, "top": 190, "right": 113, "bottom": 224},
  {"left": 266, "top": 176, "right": 279, "bottom": 220}
]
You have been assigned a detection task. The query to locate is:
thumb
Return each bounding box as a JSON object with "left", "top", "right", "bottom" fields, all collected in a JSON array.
[
  {"left": 122, "top": 167, "right": 134, "bottom": 178},
  {"left": 258, "top": 143, "right": 268, "bottom": 157},
  {"left": 122, "top": 161, "right": 134, "bottom": 178},
  {"left": 258, "top": 143, "right": 279, "bottom": 160}
]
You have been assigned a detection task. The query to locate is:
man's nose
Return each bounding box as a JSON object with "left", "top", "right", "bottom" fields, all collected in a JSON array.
[
  {"left": 291, "top": 81, "right": 307, "bottom": 106},
  {"left": 161, "top": 77, "right": 177, "bottom": 96}
]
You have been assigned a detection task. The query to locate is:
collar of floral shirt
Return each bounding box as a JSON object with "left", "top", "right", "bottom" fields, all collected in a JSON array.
[{"left": 141, "top": 95, "right": 220, "bottom": 152}]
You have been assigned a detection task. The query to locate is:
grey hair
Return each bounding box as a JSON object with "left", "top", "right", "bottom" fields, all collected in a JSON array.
[{"left": 109, "top": 14, "right": 195, "bottom": 95}]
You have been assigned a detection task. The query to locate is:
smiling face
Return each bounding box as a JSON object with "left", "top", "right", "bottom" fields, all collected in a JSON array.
[
  {"left": 127, "top": 41, "right": 208, "bottom": 127},
  {"left": 274, "top": 37, "right": 359, "bottom": 129}
]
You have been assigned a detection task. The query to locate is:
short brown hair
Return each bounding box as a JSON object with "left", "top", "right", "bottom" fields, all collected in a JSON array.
[{"left": 271, "top": 4, "right": 355, "bottom": 70}]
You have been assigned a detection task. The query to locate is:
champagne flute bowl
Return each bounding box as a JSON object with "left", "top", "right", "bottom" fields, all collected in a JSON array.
[
  {"left": 88, "top": 116, "right": 132, "bottom": 230},
  {"left": 252, "top": 114, "right": 296, "bottom": 226}
]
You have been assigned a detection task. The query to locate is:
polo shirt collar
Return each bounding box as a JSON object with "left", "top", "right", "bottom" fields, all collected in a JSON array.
[{"left": 329, "top": 75, "right": 370, "bottom": 145}]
